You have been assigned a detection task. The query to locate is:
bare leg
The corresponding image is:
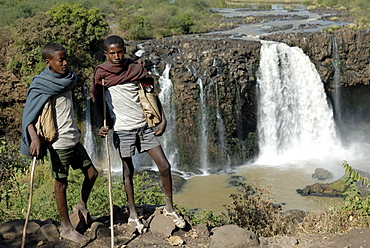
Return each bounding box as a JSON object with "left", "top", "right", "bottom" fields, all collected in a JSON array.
[
  {"left": 147, "top": 146, "right": 174, "bottom": 212},
  {"left": 121, "top": 158, "right": 146, "bottom": 233},
  {"left": 121, "top": 157, "right": 138, "bottom": 219},
  {"left": 73, "top": 165, "right": 98, "bottom": 223},
  {"left": 148, "top": 146, "right": 186, "bottom": 228},
  {"left": 54, "top": 178, "right": 90, "bottom": 244}
]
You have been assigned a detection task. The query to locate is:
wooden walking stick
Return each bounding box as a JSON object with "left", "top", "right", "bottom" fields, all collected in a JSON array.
[
  {"left": 21, "top": 156, "right": 37, "bottom": 248},
  {"left": 102, "top": 78, "right": 115, "bottom": 248}
]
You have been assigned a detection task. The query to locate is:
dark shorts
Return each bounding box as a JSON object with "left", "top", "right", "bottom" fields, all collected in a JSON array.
[
  {"left": 113, "top": 125, "right": 160, "bottom": 158},
  {"left": 47, "top": 142, "right": 92, "bottom": 179}
]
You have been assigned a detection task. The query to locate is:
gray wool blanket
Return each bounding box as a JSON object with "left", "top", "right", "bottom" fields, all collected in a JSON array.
[{"left": 20, "top": 66, "right": 77, "bottom": 158}]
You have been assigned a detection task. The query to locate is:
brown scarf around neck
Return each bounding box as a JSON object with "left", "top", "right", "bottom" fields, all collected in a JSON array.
[{"left": 92, "top": 58, "right": 153, "bottom": 101}]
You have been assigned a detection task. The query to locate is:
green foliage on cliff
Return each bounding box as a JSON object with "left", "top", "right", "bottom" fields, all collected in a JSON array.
[{"left": 342, "top": 162, "right": 370, "bottom": 213}]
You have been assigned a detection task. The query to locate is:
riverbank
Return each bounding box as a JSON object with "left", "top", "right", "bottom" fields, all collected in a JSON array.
[{"left": 1, "top": 203, "right": 369, "bottom": 248}]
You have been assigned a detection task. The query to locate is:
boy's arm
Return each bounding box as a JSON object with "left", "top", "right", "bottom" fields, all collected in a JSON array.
[
  {"left": 93, "top": 95, "right": 113, "bottom": 137},
  {"left": 92, "top": 73, "right": 113, "bottom": 137},
  {"left": 27, "top": 123, "right": 42, "bottom": 158}
]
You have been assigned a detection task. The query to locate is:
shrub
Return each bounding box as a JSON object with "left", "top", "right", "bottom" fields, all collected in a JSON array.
[
  {"left": 221, "top": 184, "right": 285, "bottom": 237},
  {"left": 0, "top": 138, "right": 29, "bottom": 222},
  {"left": 181, "top": 207, "right": 223, "bottom": 228},
  {"left": 299, "top": 162, "right": 370, "bottom": 234},
  {"left": 7, "top": 3, "right": 108, "bottom": 79},
  {"left": 0, "top": 146, "right": 165, "bottom": 222},
  {"left": 7, "top": 3, "right": 109, "bottom": 123},
  {"left": 117, "top": 0, "right": 214, "bottom": 40}
]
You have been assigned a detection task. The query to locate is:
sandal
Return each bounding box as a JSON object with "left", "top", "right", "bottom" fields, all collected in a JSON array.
[
  {"left": 128, "top": 218, "right": 146, "bottom": 234},
  {"left": 162, "top": 208, "right": 186, "bottom": 228}
]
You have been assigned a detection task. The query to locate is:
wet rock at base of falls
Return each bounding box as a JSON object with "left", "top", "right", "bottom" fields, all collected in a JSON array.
[
  {"left": 296, "top": 179, "right": 344, "bottom": 197},
  {"left": 312, "top": 168, "right": 334, "bottom": 180}
]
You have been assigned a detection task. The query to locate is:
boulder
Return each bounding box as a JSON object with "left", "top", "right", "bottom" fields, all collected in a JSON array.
[
  {"left": 312, "top": 168, "right": 334, "bottom": 180},
  {"left": 0, "top": 219, "right": 40, "bottom": 240},
  {"left": 210, "top": 225, "right": 259, "bottom": 248},
  {"left": 40, "top": 223, "right": 59, "bottom": 241},
  {"left": 90, "top": 222, "right": 111, "bottom": 239},
  {"left": 195, "top": 224, "right": 210, "bottom": 238},
  {"left": 149, "top": 213, "right": 176, "bottom": 237}
]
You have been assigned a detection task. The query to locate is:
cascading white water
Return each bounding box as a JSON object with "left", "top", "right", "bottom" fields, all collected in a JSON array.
[
  {"left": 256, "top": 41, "right": 343, "bottom": 165},
  {"left": 156, "top": 64, "right": 179, "bottom": 169},
  {"left": 82, "top": 86, "right": 122, "bottom": 172},
  {"left": 185, "top": 63, "right": 210, "bottom": 173},
  {"left": 82, "top": 87, "right": 98, "bottom": 166},
  {"left": 215, "top": 82, "right": 231, "bottom": 170},
  {"left": 212, "top": 64, "right": 231, "bottom": 170},
  {"left": 197, "top": 76, "right": 210, "bottom": 172}
]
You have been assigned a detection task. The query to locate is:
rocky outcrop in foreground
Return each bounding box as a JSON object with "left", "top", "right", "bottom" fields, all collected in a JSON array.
[{"left": 1, "top": 204, "right": 370, "bottom": 248}]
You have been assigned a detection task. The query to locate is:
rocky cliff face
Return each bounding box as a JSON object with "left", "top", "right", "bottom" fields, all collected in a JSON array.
[
  {"left": 1, "top": 29, "right": 369, "bottom": 171},
  {"left": 133, "top": 28, "right": 370, "bottom": 170},
  {"left": 134, "top": 38, "right": 261, "bottom": 171}
]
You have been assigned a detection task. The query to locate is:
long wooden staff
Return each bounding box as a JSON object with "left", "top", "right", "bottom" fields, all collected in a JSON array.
[
  {"left": 102, "top": 78, "right": 115, "bottom": 248},
  {"left": 21, "top": 156, "right": 37, "bottom": 248}
]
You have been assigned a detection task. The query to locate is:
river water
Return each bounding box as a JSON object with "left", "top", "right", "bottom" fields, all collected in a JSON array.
[
  {"left": 174, "top": 143, "right": 370, "bottom": 214},
  {"left": 209, "top": 6, "right": 351, "bottom": 40},
  {"left": 173, "top": 165, "right": 343, "bottom": 213}
]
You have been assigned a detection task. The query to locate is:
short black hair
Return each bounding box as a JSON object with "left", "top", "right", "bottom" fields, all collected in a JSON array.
[
  {"left": 104, "top": 35, "right": 125, "bottom": 51},
  {"left": 42, "top": 43, "right": 66, "bottom": 60}
]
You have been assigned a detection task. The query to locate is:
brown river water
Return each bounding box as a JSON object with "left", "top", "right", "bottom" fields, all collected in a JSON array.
[{"left": 174, "top": 165, "right": 343, "bottom": 214}]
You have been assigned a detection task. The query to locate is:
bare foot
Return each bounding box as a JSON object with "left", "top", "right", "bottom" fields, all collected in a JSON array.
[
  {"left": 73, "top": 203, "right": 92, "bottom": 225},
  {"left": 60, "top": 228, "right": 90, "bottom": 244}
]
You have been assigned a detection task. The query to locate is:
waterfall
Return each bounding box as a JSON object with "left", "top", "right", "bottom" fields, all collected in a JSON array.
[
  {"left": 215, "top": 80, "right": 231, "bottom": 170},
  {"left": 82, "top": 86, "right": 98, "bottom": 166},
  {"left": 82, "top": 85, "right": 122, "bottom": 173},
  {"left": 332, "top": 36, "right": 341, "bottom": 122},
  {"left": 156, "top": 64, "right": 179, "bottom": 169},
  {"left": 197, "top": 76, "right": 210, "bottom": 172},
  {"left": 212, "top": 58, "right": 231, "bottom": 171},
  {"left": 185, "top": 62, "right": 210, "bottom": 173},
  {"left": 256, "top": 41, "right": 342, "bottom": 165}
]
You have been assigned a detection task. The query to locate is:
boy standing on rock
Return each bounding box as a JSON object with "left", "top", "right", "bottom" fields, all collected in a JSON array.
[
  {"left": 20, "top": 43, "right": 98, "bottom": 244},
  {"left": 92, "top": 35, "right": 185, "bottom": 233}
]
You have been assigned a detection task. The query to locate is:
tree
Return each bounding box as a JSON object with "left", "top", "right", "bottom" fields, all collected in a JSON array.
[
  {"left": 7, "top": 3, "right": 109, "bottom": 117},
  {"left": 7, "top": 3, "right": 109, "bottom": 84}
]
